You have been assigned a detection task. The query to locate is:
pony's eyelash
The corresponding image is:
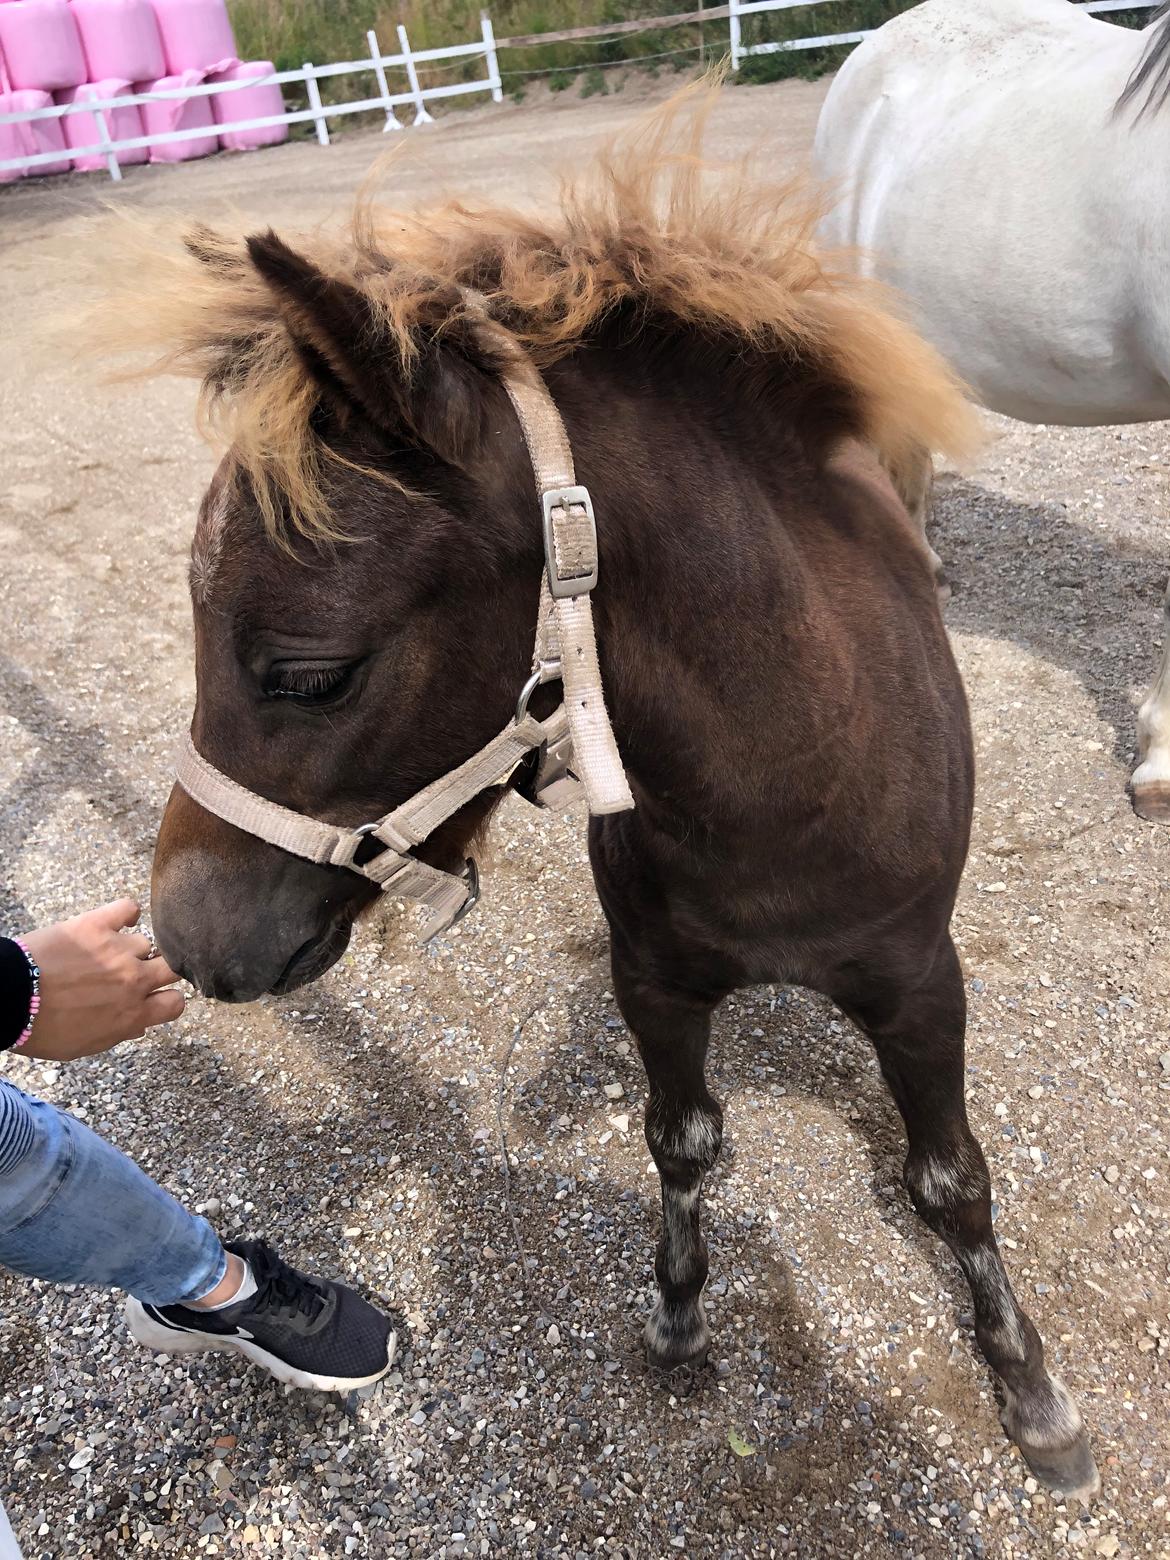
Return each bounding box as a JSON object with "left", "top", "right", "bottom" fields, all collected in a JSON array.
[{"left": 266, "top": 663, "right": 354, "bottom": 702}]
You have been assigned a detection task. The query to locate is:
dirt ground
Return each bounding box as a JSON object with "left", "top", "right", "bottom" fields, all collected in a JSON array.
[{"left": 1, "top": 74, "right": 1168, "bottom": 1560}]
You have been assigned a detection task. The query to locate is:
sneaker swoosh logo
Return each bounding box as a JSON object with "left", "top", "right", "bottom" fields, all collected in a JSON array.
[{"left": 234, "top": 1327, "right": 254, "bottom": 1340}]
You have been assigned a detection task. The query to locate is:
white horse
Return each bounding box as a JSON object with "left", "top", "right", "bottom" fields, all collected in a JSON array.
[{"left": 813, "top": 0, "right": 1170, "bottom": 822}]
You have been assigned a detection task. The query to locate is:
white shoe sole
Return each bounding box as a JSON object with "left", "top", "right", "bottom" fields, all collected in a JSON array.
[{"left": 124, "top": 1297, "right": 396, "bottom": 1394}]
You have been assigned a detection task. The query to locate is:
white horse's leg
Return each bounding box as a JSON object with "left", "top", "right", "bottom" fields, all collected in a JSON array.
[{"left": 1132, "top": 575, "right": 1170, "bottom": 823}]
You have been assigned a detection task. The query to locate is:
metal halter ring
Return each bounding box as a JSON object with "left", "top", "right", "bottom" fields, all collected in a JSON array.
[{"left": 515, "top": 659, "right": 563, "bottom": 724}]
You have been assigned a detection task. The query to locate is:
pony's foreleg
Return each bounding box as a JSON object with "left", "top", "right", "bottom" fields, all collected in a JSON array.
[
  {"left": 1132, "top": 573, "right": 1170, "bottom": 822},
  {"left": 611, "top": 951, "right": 723, "bottom": 1368},
  {"left": 834, "top": 935, "right": 1100, "bottom": 1502}
]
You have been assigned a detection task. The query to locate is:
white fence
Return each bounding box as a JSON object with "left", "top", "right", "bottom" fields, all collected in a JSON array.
[
  {"left": 729, "top": 0, "right": 866, "bottom": 69},
  {"left": 0, "top": 15, "right": 502, "bottom": 182},
  {"left": 0, "top": 0, "right": 1161, "bottom": 183},
  {"left": 729, "top": 0, "right": 1161, "bottom": 68}
]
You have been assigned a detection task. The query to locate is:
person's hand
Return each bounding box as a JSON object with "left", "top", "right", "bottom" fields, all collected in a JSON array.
[{"left": 17, "top": 899, "right": 185, "bottom": 1061}]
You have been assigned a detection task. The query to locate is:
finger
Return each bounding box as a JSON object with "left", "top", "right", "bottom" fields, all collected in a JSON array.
[
  {"left": 121, "top": 932, "right": 155, "bottom": 961},
  {"left": 140, "top": 956, "right": 182, "bottom": 991},
  {"left": 95, "top": 897, "right": 141, "bottom": 930},
  {"left": 142, "top": 987, "right": 186, "bottom": 1027}
]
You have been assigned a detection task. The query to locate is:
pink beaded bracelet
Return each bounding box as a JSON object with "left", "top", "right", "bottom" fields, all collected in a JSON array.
[{"left": 12, "top": 938, "right": 40, "bottom": 1050}]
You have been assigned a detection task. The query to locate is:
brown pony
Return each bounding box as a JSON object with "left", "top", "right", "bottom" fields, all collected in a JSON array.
[{"left": 112, "top": 99, "right": 1097, "bottom": 1498}]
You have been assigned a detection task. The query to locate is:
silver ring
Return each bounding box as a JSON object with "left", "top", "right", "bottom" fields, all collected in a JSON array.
[{"left": 515, "top": 659, "right": 562, "bottom": 724}]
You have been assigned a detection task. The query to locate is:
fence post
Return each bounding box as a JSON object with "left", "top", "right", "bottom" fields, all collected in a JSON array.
[
  {"left": 304, "top": 63, "right": 330, "bottom": 145},
  {"left": 367, "top": 28, "right": 404, "bottom": 132},
  {"left": 480, "top": 11, "right": 503, "bottom": 104},
  {"left": 397, "top": 24, "right": 435, "bottom": 125},
  {"left": 93, "top": 105, "right": 123, "bottom": 184},
  {"left": 728, "top": 0, "right": 742, "bottom": 70}
]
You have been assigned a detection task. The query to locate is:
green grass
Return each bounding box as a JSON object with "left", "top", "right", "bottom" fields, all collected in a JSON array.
[{"left": 225, "top": 0, "right": 1157, "bottom": 107}]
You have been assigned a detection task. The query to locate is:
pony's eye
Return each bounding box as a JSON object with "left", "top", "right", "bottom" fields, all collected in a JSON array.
[{"left": 264, "top": 661, "right": 357, "bottom": 706}]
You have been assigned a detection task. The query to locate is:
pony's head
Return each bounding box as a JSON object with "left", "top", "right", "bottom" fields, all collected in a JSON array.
[{"left": 150, "top": 236, "right": 543, "bottom": 999}]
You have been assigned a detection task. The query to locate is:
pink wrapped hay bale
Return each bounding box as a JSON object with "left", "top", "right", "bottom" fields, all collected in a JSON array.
[
  {"left": 150, "top": 0, "right": 236, "bottom": 75},
  {"left": 0, "top": 0, "right": 85, "bottom": 92},
  {"left": 0, "top": 93, "right": 27, "bottom": 182},
  {"left": 209, "top": 61, "right": 286, "bottom": 152},
  {"left": 71, "top": 0, "right": 164, "bottom": 86},
  {"left": 56, "top": 79, "right": 148, "bottom": 170},
  {"left": 0, "top": 87, "right": 71, "bottom": 178},
  {"left": 134, "top": 68, "right": 217, "bottom": 161}
]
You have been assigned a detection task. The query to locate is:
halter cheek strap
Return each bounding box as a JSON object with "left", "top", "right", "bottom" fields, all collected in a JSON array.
[
  {"left": 173, "top": 352, "right": 634, "bottom": 943},
  {"left": 500, "top": 357, "right": 632, "bottom": 816}
]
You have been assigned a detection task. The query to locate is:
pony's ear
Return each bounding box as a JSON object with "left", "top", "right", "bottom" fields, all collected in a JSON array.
[{"left": 244, "top": 229, "right": 500, "bottom": 467}]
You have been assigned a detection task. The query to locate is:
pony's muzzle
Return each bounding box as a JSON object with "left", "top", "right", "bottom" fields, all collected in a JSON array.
[{"left": 151, "top": 784, "right": 373, "bottom": 1002}]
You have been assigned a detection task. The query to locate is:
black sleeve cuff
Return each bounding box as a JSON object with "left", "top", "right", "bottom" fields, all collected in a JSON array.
[{"left": 0, "top": 938, "right": 34, "bottom": 1052}]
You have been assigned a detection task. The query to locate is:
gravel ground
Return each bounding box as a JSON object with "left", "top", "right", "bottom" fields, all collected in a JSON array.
[{"left": 1, "top": 75, "right": 1168, "bottom": 1560}]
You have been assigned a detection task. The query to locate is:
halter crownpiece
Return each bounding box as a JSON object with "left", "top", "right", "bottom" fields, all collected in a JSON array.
[{"left": 173, "top": 350, "right": 635, "bottom": 942}]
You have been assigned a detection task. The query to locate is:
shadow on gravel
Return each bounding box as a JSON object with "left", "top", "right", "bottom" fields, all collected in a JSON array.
[
  {"left": 0, "top": 652, "right": 158, "bottom": 925},
  {"left": 293, "top": 984, "right": 958, "bottom": 1554},
  {"left": 933, "top": 476, "right": 1167, "bottom": 770}
]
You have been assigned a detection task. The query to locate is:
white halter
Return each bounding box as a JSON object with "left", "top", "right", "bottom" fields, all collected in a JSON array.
[{"left": 174, "top": 351, "right": 635, "bottom": 942}]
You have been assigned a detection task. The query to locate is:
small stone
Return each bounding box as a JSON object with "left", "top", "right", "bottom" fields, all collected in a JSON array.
[
  {"left": 547, "top": 1325, "right": 560, "bottom": 1346},
  {"left": 1104, "top": 1165, "right": 1120, "bottom": 1184},
  {"left": 243, "top": 1528, "right": 260, "bottom": 1544},
  {"left": 603, "top": 1083, "right": 625, "bottom": 1101},
  {"left": 1095, "top": 1538, "right": 1120, "bottom": 1558},
  {"left": 1027, "top": 1085, "right": 1044, "bottom": 1099},
  {"left": 609, "top": 1114, "right": 630, "bottom": 1134},
  {"left": 67, "top": 1448, "right": 94, "bottom": 1471},
  {"left": 195, "top": 1198, "right": 222, "bottom": 1218},
  {"left": 199, "top": 1516, "right": 225, "bottom": 1536},
  {"left": 1160, "top": 1053, "right": 1170, "bottom": 1074}
]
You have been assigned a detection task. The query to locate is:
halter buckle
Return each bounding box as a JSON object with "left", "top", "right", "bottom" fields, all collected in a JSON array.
[{"left": 542, "top": 485, "right": 597, "bottom": 599}]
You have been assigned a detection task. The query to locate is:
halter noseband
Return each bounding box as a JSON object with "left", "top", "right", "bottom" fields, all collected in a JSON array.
[{"left": 173, "top": 349, "right": 634, "bottom": 942}]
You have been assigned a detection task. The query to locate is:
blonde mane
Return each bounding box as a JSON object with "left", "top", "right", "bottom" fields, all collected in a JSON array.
[{"left": 95, "top": 86, "right": 981, "bottom": 541}]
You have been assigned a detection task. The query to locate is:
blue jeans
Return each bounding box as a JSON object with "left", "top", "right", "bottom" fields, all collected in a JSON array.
[{"left": 0, "top": 1079, "right": 226, "bottom": 1305}]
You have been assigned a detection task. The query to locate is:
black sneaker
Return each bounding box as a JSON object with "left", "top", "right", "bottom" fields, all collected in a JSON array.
[{"left": 124, "top": 1239, "right": 396, "bottom": 1393}]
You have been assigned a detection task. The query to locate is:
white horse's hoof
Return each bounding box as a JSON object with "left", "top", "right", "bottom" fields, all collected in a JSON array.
[{"left": 1131, "top": 775, "right": 1170, "bottom": 823}]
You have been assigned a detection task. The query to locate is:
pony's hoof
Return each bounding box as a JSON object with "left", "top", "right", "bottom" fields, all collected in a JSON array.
[
  {"left": 1018, "top": 1428, "right": 1101, "bottom": 1505},
  {"left": 644, "top": 1302, "right": 709, "bottom": 1370},
  {"left": 1131, "top": 778, "right": 1170, "bottom": 824}
]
